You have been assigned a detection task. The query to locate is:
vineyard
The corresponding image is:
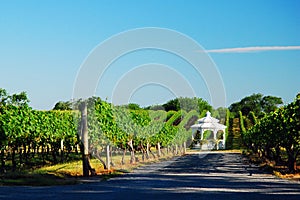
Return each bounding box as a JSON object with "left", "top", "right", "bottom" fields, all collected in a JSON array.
[
  {"left": 242, "top": 94, "right": 300, "bottom": 173},
  {"left": 0, "top": 94, "right": 203, "bottom": 174},
  {"left": 1, "top": 88, "right": 299, "bottom": 176},
  {"left": 220, "top": 93, "right": 300, "bottom": 174}
]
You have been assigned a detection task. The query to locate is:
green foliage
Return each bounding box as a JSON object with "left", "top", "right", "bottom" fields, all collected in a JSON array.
[
  {"left": 243, "top": 93, "right": 300, "bottom": 172},
  {"left": 53, "top": 101, "right": 72, "bottom": 110},
  {"left": 229, "top": 93, "right": 283, "bottom": 117},
  {"left": 0, "top": 89, "right": 29, "bottom": 107},
  {"left": 248, "top": 111, "right": 257, "bottom": 125},
  {"left": 148, "top": 110, "right": 167, "bottom": 122},
  {"left": 177, "top": 97, "right": 199, "bottom": 112},
  {"left": 127, "top": 103, "right": 141, "bottom": 110},
  {"left": 9, "top": 92, "right": 30, "bottom": 107},
  {"left": 261, "top": 95, "right": 283, "bottom": 113},
  {"left": 163, "top": 98, "right": 180, "bottom": 111},
  {"left": 0, "top": 88, "right": 206, "bottom": 171},
  {"left": 0, "top": 88, "right": 8, "bottom": 106},
  {"left": 165, "top": 110, "right": 185, "bottom": 126},
  {"left": 199, "top": 109, "right": 207, "bottom": 118},
  {"left": 146, "top": 104, "right": 164, "bottom": 111},
  {"left": 239, "top": 111, "right": 246, "bottom": 133},
  {"left": 0, "top": 104, "right": 79, "bottom": 170},
  {"left": 162, "top": 97, "right": 212, "bottom": 113},
  {"left": 217, "top": 107, "right": 227, "bottom": 119},
  {"left": 229, "top": 93, "right": 263, "bottom": 116},
  {"left": 178, "top": 110, "right": 199, "bottom": 129},
  {"left": 203, "top": 130, "right": 213, "bottom": 140},
  {"left": 129, "top": 109, "right": 151, "bottom": 126},
  {"left": 166, "top": 110, "right": 176, "bottom": 121},
  {"left": 212, "top": 107, "right": 227, "bottom": 123}
]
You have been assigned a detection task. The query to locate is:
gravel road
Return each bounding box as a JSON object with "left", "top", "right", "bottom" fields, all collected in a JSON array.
[{"left": 1, "top": 152, "right": 299, "bottom": 200}]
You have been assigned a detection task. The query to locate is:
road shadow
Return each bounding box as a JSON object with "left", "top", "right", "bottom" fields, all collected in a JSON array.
[{"left": 1, "top": 153, "right": 300, "bottom": 200}]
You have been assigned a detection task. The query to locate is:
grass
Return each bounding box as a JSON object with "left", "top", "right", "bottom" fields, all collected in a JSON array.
[{"left": 0, "top": 171, "right": 77, "bottom": 186}]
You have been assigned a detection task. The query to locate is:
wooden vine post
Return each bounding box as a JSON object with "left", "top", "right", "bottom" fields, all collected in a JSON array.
[
  {"left": 79, "top": 102, "right": 96, "bottom": 177},
  {"left": 106, "top": 145, "right": 111, "bottom": 170},
  {"left": 80, "top": 102, "right": 90, "bottom": 177}
]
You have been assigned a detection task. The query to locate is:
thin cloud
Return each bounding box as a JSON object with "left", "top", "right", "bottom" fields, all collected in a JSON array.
[{"left": 206, "top": 46, "right": 300, "bottom": 53}]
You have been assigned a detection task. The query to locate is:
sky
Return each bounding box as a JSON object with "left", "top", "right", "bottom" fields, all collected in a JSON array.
[{"left": 0, "top": 0, "right": 299, "bottom": 110}]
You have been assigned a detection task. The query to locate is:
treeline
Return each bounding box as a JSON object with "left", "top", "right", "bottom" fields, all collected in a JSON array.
[{"left": 145, "top": 97, "right": 212, "bottom": 113}]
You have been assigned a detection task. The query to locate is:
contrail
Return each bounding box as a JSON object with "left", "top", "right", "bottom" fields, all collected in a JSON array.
[{"left": 206, "top": 46, "right": 300, "bottom": 53}]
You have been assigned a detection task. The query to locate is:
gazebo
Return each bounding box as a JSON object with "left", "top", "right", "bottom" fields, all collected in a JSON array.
[{"left": 191, "top": 111, "right": 227, "bottom": 150}]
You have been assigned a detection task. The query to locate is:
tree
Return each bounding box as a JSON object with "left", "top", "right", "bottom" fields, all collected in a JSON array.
[
  {"left": 229, "top": 93, "right": 263, "bottom": 116},
  {"left": 163, "top": 98, "right": 179, "bottom": 111},
  {"left": 261, "top": 95, "right": 283, "bottom": 113},
  {"left": 216, "top": 107, "right": 227, "bottom": 119},
  {"left": 178, "top": 97, "right": 198, "bottom": 112},
  {"left": 0, "top": 89, "right": 30, "bottom": 107},
  {"left": 53, "top": 101, "right": 72, "bottom": 110},
  {"left": 0, "top": 88, "right": 8, "bottom": 106},
  {"left": 127, "top": 103, "right": 141, "bottom": 110},
  {"left": 146, "top": 104, "right": 165, "bottom": 111},
  {"left": 229, "top": 93, "right": 282, "bottom": 117},
  {"left": 197, "top": 98, "right": 212, "bottom": 113},
  {"left": 163, "top": 97, "right": 212, "bottom": 113},
  {"left": 10, "top": 91, "right": 30, "bottom": 107}
]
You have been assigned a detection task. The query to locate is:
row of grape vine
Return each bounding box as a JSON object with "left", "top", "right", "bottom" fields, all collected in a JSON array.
[
  {"left": 242, "top": 94, "right": 300, "bottom": 172},
  {"left": 0, "top": 96, "right": 199, "bottom": 172}
]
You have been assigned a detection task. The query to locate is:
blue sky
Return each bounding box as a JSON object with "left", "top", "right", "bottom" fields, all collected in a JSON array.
[{"left": 1, "top": 0, "right": 299, "bottom": 110}]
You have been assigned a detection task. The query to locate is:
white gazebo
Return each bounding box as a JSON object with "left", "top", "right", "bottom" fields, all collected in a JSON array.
[{"left": 191, "top": 111, "right": 227, "bottom": 150}]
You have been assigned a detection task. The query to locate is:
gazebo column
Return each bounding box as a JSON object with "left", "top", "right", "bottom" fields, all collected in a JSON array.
[
  {"left": 191, "top": 128, "right": 196, "bottom": 141},
  {"left": 222, "top": 129, "right": 226, "bottom": 149},
  {"left": 214, "top": 130, "right": 218, "bottom": 150}
]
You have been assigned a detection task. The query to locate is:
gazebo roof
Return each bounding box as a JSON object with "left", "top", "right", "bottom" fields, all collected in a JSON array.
[
  {"left": 197, "top": 111, "right": 219, "bottom": 123},
  {"left": 191, "top": 111, "right": 226, "bottom": 130}
]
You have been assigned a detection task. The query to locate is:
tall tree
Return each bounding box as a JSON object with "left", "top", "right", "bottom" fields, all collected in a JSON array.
[
  {"left": 163, "top": 97, "right": 212, "bottom": 113},
  {"left": 163, "top": 98, "right": 180, "bottom": 111},
  {"left": 261, "top": 95, "right": 283, "bottom": 113},
  {"left": 229, "top": 93, "right": 282, "bottom": 117},
  {"left": 127, "top": 103, "right": 141, "bottom": 110},
  {"left": 53, "top": 101, "right": 72, "bottom": 110},
  {"left": 0, "top": 88, "right": 8, "bottom": 106},
  {"left": 178, "top": 97, "right": 198, "bottom": 112},
  {"left": 10, "top": 91, "right": 30, "bottom": 107}
]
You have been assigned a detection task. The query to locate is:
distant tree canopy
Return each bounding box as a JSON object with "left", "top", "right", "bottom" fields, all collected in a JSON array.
[
  {"left": 127, "top": 103, "right": 141, "bottom": 110},
  {"left": 162, "top": 97, "right": 212, "bottom": 113},
  {"left": 261, "top": 95, "right": 284, "bottom": 113},
  {"left": 212, "top": 107, "right": 227, "bottom": 120},
  {"left": 0, "top": 88, "right": 29, "bottom": 107},
  {"left": 117, "top": 103, "right": 142, "bottom": 110},
  {"left": 53, "top": 101, "right": 72, "bottom": 110},
  {"left": 146, "top": 104, "right": 165, "bottom": 111},
  {"left": 229, "top": 93, "right": 283, "bottom": 117},
  {"left": 162, "top": 98, "right": 180, "bottom": 111}
]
